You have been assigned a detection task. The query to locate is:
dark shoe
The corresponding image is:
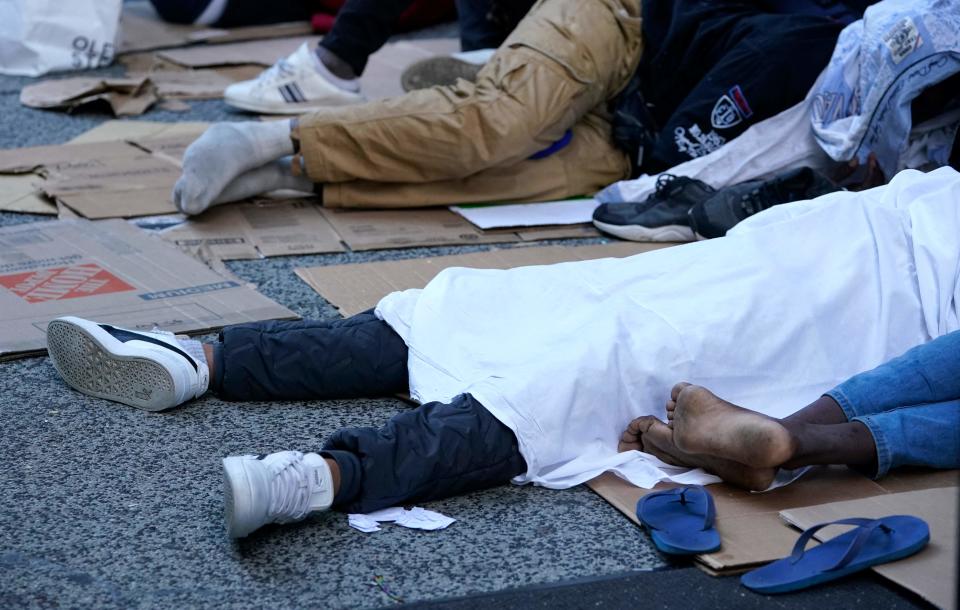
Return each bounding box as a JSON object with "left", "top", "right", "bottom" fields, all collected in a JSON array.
[
  {"left": 592, "top": 174, "right": 717, "bottom": 242},
  {"left": 401, "top": 56, "right": 483, "bottom": 92},
  {"left": 689, "top": 167, "right": 840, "bottom": 239}
]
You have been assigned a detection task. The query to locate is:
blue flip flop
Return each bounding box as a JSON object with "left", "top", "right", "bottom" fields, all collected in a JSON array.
[
  {"left": 741, "top": 515, "right": 929, "bottom": 594},
  {"left": 636, "top": 485, "right": 721, "bottom": 555}
]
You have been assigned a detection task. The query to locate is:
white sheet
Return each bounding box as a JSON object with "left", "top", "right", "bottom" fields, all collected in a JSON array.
[
  {"left": 377, "top": 168, "right": 960, "bottom": 490},
  {"left": 449, "top": 198, "right": 599, "bottom": 229}
]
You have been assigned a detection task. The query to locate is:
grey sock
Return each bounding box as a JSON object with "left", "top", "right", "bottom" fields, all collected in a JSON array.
[{"left": 173, "top": 120, "right": 296, "bottom": 216}]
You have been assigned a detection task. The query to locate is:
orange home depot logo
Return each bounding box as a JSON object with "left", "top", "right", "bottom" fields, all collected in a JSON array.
[{"left": 0, "top": 264, "right": 135, "bottom": 303}]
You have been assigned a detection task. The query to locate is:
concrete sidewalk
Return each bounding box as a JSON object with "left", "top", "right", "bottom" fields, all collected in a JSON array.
[{"left": 0, "top": 29, "right": 926, "bottom": 610}]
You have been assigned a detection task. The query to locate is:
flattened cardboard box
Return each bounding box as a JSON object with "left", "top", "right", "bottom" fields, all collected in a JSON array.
[
  {"left": 587, "top": 467, "right": 958, "bottom": 576},
  {"left": 0, "top": 219, "right": 296, "bottom": 360},
  {"left": 782, "top": 484, "right": 959, "bottom": 610},
  {"left": 295, "top": 242, "right": 676, "bottom": 316},
  {"left": 0, "top": 140, "right": 180, "bottom": 219},
  {"left": 159, "top": 199, "right": 346, "bottom": 259},
  {"left": 20, "top": 77, "right": 160, "bottom": 116},
  {"left": 0, "top": 122, "right": 207, "bottom": 217}
]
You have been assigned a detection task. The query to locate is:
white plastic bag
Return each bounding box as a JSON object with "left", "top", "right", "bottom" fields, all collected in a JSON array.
[{"left": 0, "top": 0, "right": 123, "bottom": 77}]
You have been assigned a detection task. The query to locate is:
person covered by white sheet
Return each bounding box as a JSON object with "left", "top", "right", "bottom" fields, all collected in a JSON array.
[{"left": 45, "top": 167, "right": 960, "bottom": 538}]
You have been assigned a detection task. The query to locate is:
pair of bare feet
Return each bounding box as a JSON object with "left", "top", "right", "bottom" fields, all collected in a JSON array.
[{"left": 619, "top": 383, "right": 799, "bottom": 491}]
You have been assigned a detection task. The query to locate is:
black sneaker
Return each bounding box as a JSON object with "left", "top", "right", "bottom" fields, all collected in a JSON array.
[
  {"left": 592, "top": 174, "right": 717, "bottom": 242},
  {"left": 688, "top": 167, "right": 840, "bottom": 239}
]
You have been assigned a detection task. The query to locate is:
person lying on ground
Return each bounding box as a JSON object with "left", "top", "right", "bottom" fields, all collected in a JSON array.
[
  {"left": 171, "top": 0, "right": 871, "bottom": 215},
  {"left": 619, "top": 331, "right": 960, "bottom": 491},
  {"left": 44, "top": 167, "right": 960, "bottom": 537}
]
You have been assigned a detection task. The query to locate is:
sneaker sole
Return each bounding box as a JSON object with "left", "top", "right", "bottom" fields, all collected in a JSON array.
[
  {"left": 46, "top": 319, "right": 177, "bottom": 412},
  {"left": 224, "top": 94, "right": 361, "bottom": 115},
  {"left": 223, "top": 456, "right": 261, "bottom": 538},
  {"left": 592, "top": 219, "right": 695, "bottom": 242},
  {"left": 401, "top": 57, "right": 482, "bottom": 92}
]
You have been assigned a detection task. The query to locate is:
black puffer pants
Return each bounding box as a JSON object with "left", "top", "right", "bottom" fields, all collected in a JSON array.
[{"left": 211, "top": 311, "right": 526, "bottom": 513}]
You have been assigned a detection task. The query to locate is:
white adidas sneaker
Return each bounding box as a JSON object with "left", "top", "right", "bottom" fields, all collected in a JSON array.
[
  {"left": 224, "top": 42, "right": 362, "bottom": 114},
  {"left": 223, "top": 451, "right": 335, "bottom": 538},
  {"left": 46, "top": 316, "right": 209, "bottom": 412}
]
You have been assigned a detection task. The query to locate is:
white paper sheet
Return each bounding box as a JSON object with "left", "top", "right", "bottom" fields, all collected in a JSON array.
[
  {"left": 348, "top": 506, "right": 456, "bottom": 533},
  {"left": 449, "top": 198, "right": 599, "bottom": 229}
]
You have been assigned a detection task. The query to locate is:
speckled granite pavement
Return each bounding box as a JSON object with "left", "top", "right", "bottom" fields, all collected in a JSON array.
[{"left": 0, "top": 24, "right": 924, "bottom": 610}]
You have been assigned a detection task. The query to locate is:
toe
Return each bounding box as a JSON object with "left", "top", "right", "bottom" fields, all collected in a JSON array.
[
  {"left": 676, "top": 383, "right": 707, "bottom": 407},
  {"left": 665, "top": 399, "right": 676, "bottom": 420},
  {"left": 670, "top": 382, "right": 691, "bottom": 401}
]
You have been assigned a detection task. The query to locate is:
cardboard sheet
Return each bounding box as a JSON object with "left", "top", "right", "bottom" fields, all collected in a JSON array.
[
  {"left": 782, "top": 485, "right": 959, "bottom": 609},
  {"left": 20, "top": 69, "right": 253, "bottom": 116},
  {"left": 67, "top": 120, "right": 209, "bottom": 145},
  {"left": 451, "top": 198, "right": 601, "bottom": 229},
  {"left": 0, "top": 140, "right": 181, "bottom": 219},
  {"left": 133, "top": 69, "right": 242, "bottom": 99},
  {"left": 138, "top": 200, "right": 602, "bottom": 261},
  {"left": 158, "top": 199, "right": 346, "bottom": 259},
  {"left": 3, "top": 122, "right": 208, "bottom": 218},
  {"left": 0, "top": 174, "right": 56, "bottom": 215},
  {"left": 20, "top": 77, "right": 159, "bottom": 116},
  {"left": 159, "top": 37, "right": 459, "bottom": 101},
  {"left": 295, "top": 242, "right": 675, "bottom": 316},
  {"left": 0, "top": 219, "right": 296, "bottom": 360},
  {"left": 316, "top": 207, "right": 520, "bottom": 251},
  {"left": 587, "top": 467, "right": 959, "bottom": 575},
  {"left": 118, "top": 2, "right": 312, "bottom": 54}
]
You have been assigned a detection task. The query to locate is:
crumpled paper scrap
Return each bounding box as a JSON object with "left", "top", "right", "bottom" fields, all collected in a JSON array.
[{"left": 348, "top": 507, "right": 456, "bottom": 533}]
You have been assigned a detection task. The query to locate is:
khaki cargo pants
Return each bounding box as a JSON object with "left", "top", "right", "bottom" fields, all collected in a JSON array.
[{"left": 294, "top": 0, "right": 643, "bottom": 208}]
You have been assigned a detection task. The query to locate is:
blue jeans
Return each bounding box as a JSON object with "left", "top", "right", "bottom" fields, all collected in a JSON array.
[{"left": 826, "top": 331, "right": 960, "bottom": 478}]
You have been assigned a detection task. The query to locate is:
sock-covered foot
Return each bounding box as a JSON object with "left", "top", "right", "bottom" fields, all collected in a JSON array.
[
  {"left": 46, "top": 316, "right": 209, "bottom": 411},
  {"left": 672, "top": 384, "right": 795, "bottom": 469},
  {"left": 211, "top": 157, "right": 315, "bottom": 207},
  {"left": 173, "top": 120, "right": 296, "bottom": 215},
  {"left": 224, "top": 42, "right": 362, "bottom": 115},
  {"left": 223, "top": 451, "right": 334, "bottom": 538}
]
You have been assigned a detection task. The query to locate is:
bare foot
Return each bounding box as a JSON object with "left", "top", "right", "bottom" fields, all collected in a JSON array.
[
  {"left": 620, "top": 416, "right": 776, "bottom": 491},
  {"left": 665, "top": 381, "right": 691, "bottom": 423},
  {"left": 672, "top": 384, "right": 796, "bottom": 469}
]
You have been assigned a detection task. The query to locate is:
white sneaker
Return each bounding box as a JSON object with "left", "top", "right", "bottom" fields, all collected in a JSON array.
[
  {"left": 224, "top": 42, "right": 362, "bottom": 114},
  {"left": 46, "top": 316, "right": 209, "bottom": 412},
  {"left": 223, "top": 451, "right": 335, "bottom": 538}
]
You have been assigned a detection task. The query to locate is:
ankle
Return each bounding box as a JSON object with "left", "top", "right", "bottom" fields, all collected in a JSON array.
[
  {"left": 202, "top": 344, "right": 216, "bottom": 384},
  {"left": 314, "top": 46, "right": 358, "bottom": 81},
  {"left": 777, "top": 420, "right": 804, "bottom": 468},
  {"left": 325, "top": 457, "right": 341, "bottom": 499}
]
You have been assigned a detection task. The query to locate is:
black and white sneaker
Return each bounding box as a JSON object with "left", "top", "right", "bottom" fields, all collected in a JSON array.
[
  {"left": 592, "top": 174, "right": 717, "bottom": 242},
  {"left": 688, "top": 167, "right": 840, "bottom": 239},
  {"left": 46, "top": 316, "right": 209, "bottom": 411}
]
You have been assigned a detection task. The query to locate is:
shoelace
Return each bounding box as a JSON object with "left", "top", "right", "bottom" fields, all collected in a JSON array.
[
  {"left": 266, "top": 452, "right": 312, "bottom": 522},
  {"left": 256, "top": 58, "right": 296, "bottom": 87}
]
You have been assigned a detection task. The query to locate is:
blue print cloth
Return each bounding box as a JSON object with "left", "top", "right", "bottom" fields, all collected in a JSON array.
[{"left": 811, "top": 0, "right": 960, "bottom": 177}]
